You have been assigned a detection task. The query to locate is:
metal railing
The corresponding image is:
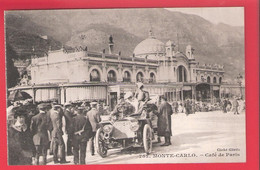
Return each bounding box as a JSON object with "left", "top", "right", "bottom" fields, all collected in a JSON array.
[
  {"left": 90, "top": 78, "right": 101, "bottom": 82},
  {"left": 107, "top": 77, "right": 117, "bottom": 82},
  {"left": 123, "top": 78, "right": 131, "bottom": 82}
]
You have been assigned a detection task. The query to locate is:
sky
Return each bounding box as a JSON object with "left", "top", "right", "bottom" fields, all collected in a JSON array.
[{"left": 166, "top": 7, "right": 244, "bottom": 26}]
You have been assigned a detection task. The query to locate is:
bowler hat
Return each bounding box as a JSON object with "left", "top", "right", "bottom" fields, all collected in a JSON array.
[{"left": 14, "top": 109, "right": 27, "bottom": 119}]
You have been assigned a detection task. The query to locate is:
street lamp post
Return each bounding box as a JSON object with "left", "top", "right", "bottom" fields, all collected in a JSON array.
[{"left": 236, "top": 74, "right": 243, "bottom": 99}]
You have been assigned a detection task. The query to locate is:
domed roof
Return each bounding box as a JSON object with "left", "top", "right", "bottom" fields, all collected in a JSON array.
[{"left": 134, "top": 31, "right": 165, "bottom": 57}]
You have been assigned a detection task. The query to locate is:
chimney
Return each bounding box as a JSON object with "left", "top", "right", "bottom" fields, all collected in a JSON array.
[{"left": 108, "top": 35, "right": 114, "bottom": 54}]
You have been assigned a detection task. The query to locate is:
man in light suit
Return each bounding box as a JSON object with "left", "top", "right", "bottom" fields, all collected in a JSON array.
[
  {"left": 86, "top": 101, "right": 101, "bottom": 156},
  {"left": 49, "top": 104, "right": 69, "bottom": 164}
]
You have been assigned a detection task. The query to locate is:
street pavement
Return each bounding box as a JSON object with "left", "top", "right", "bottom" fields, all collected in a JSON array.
[{"left": 47, "top": 110, "right": 246, "bottom": 165}]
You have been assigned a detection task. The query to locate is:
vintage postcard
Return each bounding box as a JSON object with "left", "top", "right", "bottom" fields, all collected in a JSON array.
[{"left": 5, "top": 7, "right": 246, "bottom": 165}]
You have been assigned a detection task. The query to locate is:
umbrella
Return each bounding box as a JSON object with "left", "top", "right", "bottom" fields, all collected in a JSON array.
[{"left": 8, "top": 90, "right": 32, "bottom": 101}]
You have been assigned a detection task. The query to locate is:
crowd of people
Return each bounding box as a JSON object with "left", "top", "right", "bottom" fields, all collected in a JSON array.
[
  {"left": 7, "top": 83, "right": 245, "bottom": 165},
  {"left": 170, "top": 96, "right": 245, "bottom": 116},
  {"left": 7, "top": 99, "right": 106, "bottom": 165},
  {"left": 220, "top": 96, "right": 245, "bottom": 115}
]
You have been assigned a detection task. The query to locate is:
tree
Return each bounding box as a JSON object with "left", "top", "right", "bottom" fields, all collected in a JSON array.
[{"left": 6, "top": 43, "right": 20, "bottom": 88}]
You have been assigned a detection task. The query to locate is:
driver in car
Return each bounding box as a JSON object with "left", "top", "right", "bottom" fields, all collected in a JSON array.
[{"left": 110, "top": 92, "right": 135, "bottom": 119}]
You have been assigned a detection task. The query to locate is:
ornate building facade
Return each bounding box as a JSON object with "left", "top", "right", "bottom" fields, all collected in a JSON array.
[{"left": 9, "top": 31, "right": 244, "bottom": 110}]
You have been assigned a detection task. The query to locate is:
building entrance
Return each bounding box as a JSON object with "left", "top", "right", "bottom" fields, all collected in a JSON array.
[
  {"left": 196, "top": 83, "right": 211, "bottom": 102},
  {"left": 110, "top": 92, "right": 117, "bottom": 111}
]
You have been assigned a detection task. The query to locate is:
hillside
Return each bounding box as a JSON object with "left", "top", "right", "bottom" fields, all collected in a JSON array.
[
  {"left": 5, "top": 14, "right": 62, "bottom": 58},
  {"left": 5, "top": 8, "right": 245, "bottom": 79},
  {"left": 66, "top": 24, "right": 143, "bottom": 56}
]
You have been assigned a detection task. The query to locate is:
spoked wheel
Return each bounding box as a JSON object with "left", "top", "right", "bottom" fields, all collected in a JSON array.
[
  {"left": 143, "top": 124, "right": 152, "bottom": 154},
  {"left": 95, "top": 128, "right": 108, "bottom": 158}
]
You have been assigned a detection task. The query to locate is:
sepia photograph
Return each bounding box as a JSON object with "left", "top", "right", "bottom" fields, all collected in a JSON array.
[{"left": 5, "top": 7, "right": 246, "bottom": 165}]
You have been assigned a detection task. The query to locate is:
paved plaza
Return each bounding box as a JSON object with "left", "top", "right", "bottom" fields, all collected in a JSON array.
[{"left": 47, "top": 110, "right": 246, "bottom": 165}]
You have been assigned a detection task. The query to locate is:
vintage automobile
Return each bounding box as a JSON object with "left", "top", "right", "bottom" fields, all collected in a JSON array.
[{"left": 95, "top": 104, "right": 158, "bottom": 158}]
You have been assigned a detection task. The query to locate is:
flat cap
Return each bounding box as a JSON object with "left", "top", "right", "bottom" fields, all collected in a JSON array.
[{"left": 38, "top": 103, "right": 51, "bottom": 110}]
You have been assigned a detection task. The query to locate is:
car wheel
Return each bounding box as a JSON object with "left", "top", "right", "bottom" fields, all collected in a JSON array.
[
  {"left": 143, "top": 124, "right": 152, "bottom": 154},
  {"left": 95, "top": 128, "right": 108, "bottom": 158}
]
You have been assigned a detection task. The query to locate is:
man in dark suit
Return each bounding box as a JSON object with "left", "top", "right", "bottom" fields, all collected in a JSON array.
[
  {"left": 72, "top": 107, "right": 92, "bottom": 164},
  {"left": 64, "top": 103, "right": 74, "bottom": 156},
  {"left": 157, "top": 96, "right": 173, "bottom": 146},
  {"left": 222, "top": 98, "right": 227, "bottom": 113},
  {"left": 86, "top": 101, "right": 101, "bottom": 155},
  {"left": 49, "top": 104, "right": 69, "bottom": 164},
  {"left": 184, "top": 99, "right": 191, "bottom": 116},
  {"left": 30, "top": 103, "right": 52, "bottom": 165}
]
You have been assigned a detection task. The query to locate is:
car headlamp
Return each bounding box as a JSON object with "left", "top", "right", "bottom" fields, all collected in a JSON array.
[
  {"left": 103, "top": 124, "right": 113, "bottom": 134},
  {"left": 111, "top": 115, "right": 117, "bottom": 121},
  {"left": 130, "top": 120, "right": 140, "bottom": 132}
]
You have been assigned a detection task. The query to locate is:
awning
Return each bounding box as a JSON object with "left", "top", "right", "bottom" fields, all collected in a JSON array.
[
  {"left": 183, "top": 86, "right": 192, "bottom": 91},
  {"left": 66, "top": 86, "right": 107, "bottom": 102},
  {"left": 213, "top": 86, "right": 220, "bottom": 90}
]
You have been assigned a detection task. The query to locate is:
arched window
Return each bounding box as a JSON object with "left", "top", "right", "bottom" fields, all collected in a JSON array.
[
  {"left": 123, "top": 71, "right": 131, "bottom": 82},
  {"left": 90, "top": 69, "right": 101, "bottom": 82},
  {"left": 207, "top": 76, "right": 211, "bottom": 83},
  {"left": 213, "top": 77, "right": 217, "bottom": 83},
  {"left": 219, "top": 77, "right": 222, "bottom": 84},
  {"left": 136, "top": 72, "right": 144, "bottom": 82},
  {"left": 149, "top": 72, "right": 156, "bottom": 83},
  {"left": 107, "top": 70, "right": 117, "bottom": 82},
  {"left": 177, "top": 65, "right": 187, "bottom": 82}
]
